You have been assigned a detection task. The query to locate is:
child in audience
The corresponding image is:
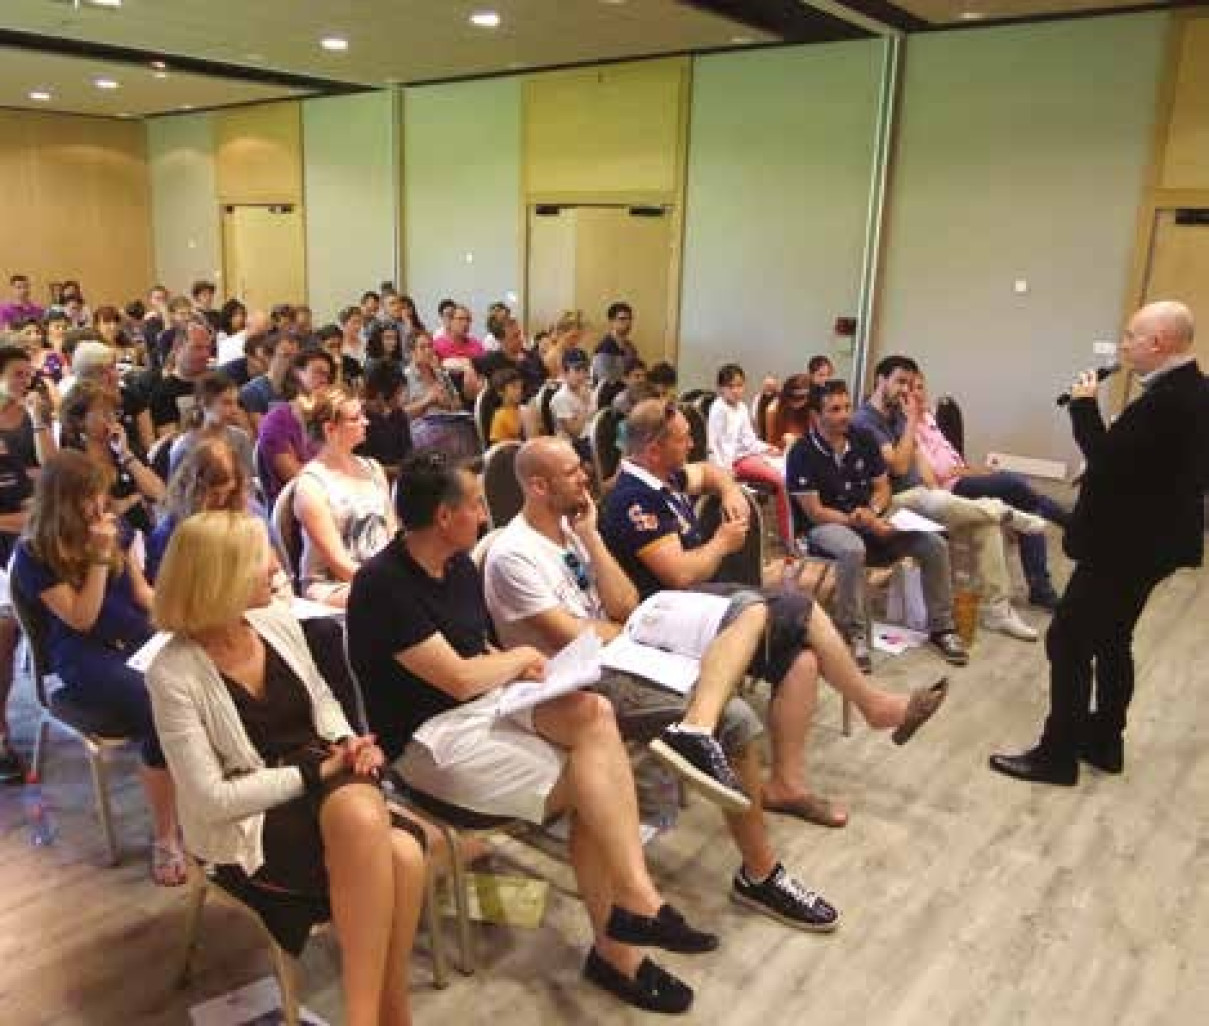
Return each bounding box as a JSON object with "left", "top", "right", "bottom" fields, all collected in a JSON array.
[
  {"left": 807, "top": 354, "right": 834, "bottom": 387},
  {"left": 708, "top": 363, "right": 793, "bottom": 542},
  {"left": 488, "top": 367, "right": 525, "bottom": 444},
  {"left": 647, "top": 360, "right": 678, "bottom": 401},
  {"left": 550, "top": 348, "right": 593, "bottom": 460}
]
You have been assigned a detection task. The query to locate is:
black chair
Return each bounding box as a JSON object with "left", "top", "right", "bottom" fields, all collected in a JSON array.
[
  {"left": 147, "top": 435, "right": 174, "bottom": 484},
  {"left": 595, "top": 379, "right": 626, "bottom": 411},
  {"left": 694, "top": 390, "right": 718, "bottom": 422},
  {"left": 9, "top": 560, "right": 132, "bottom": 864},
  {"left": 473, "top": 387, "right": 502, "bottom": 449},
  {"left": 695, "top": 489, "right": 764, "bottom": 588},
  {"left": 680, "top": 388, "right": 706, "bottom": 405},
  {"left": 535, "top": 381, "right": 559, "bottom": 436},
  {"left": 935, "top": 396, "right": 965, "bottom": 459},
  {"left": 482, "top": 441, "right": 524, "bottom": 529},
  {"left": 270, "top": 478, "right": 303, "bottom": 591},
  {"left": 679, "top": 402, "right": 708, "bottom": 464},
  {"left": 589, "top": 408, "right": 624, "bottom": 489}
]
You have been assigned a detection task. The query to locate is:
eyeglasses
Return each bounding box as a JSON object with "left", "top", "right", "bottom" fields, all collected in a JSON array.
[{"left": 563, "top": 551, "right": 591, "bottom": 592}]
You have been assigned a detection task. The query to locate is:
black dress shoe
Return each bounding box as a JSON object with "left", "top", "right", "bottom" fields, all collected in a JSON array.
[
  {"left": 605, "top": 902, "right": 719, "bottom": 953},
  {"left": 988, "top": 745, "right": 1078, "bottom": 786},
  {"left": 583, "top": 949, "right": 693, "bottom": 1014},
  {"left": 1079, "top": 737, "right": 1124, "bottom": 774}
]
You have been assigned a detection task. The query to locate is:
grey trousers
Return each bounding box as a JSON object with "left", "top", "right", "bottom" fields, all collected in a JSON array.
[{"left": 807, "top": 523, "right": 956, "bottom": 640}]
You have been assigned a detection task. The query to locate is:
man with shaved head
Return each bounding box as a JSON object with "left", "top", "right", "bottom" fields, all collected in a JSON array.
[{"left": 991, "top": 300, "right": 1209, "bottom": 785}]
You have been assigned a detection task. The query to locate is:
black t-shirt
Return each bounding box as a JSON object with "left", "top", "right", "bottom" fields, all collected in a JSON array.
[
  {"left": 0, "top": 417, "right": 36, "bottom": 565},
  {"left": 149, "top": 374, "right": 198, "bottom": 431},
  {"left": 356, "top": 407, "right": 413, "bottom": 470},
  {"left": 348, "top": 536, "right": 490, "bottom": 761},
  {"left": 474, "top": 349, "right": 547, "bottom": 402},
  {"left": 784, "top": 427, "right": 886, "bottom": 533}
]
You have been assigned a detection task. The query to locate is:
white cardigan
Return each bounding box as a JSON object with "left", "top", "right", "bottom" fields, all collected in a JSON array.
[{"left": 147, "top": 600, "right": 352, "bottom": 875}]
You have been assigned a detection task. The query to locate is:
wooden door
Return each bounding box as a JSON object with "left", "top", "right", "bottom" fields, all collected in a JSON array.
[
  {"left": 572, "top": 206, "right": 674, "bottom": 365},
  {"left": 526, "top": 206, "right": 577, "bottom": 337},
  {"left": 221, "top": 204, "right": 306, "bottom": 311}
]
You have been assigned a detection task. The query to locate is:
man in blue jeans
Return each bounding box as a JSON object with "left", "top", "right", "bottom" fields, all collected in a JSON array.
[{"left": 909, "top": 372, "right": 1069, "bottom": 608}]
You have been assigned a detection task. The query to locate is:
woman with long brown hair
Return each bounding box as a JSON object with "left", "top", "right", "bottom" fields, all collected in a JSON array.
[
  {"left": 11, "top": 450, "right": 182, "bottom": 883},
  {"left": 771, "top": 373, "right": 815, "bottom": 450}
]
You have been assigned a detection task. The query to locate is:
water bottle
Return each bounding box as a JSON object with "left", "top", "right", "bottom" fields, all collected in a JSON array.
[
  {"left": 648, "top": 762, "right": 680, "bottom": 832},
  {"left": 23, "top": 773, "right": 56, "bottom": 847}
]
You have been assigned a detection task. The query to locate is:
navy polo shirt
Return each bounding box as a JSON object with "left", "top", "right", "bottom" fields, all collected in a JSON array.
[
  {"left": 785, "top": 428, "right": 886, "bottom": 533},
  {"left": 600, "top": 461, "right": 703, "bottom": 599},
  {"left": 850, "top": 400, "right": 921, "bottom": 491}
]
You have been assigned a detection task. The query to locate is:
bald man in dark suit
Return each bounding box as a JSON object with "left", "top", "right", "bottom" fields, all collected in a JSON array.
[{"left": 991, "top": 300, "right": 1209, "bottom": 785}]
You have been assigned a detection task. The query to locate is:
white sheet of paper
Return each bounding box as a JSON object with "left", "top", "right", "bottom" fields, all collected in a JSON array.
[
  {"left": 127, "top": 631, "right": 172, "bottom": 672},
  {"left": 600, "top": 635, "right": 700, "bottom": 696},
  {"left": 622, "top": 591, "right": 729, "bottom": 660},
  {"left": 889, "top": 508, "right": 946, "bottom": 533},
  {"left": 872, "top": 622, "right": 929, "bottom": 656},
  {"left": 290, "top": 597, "right": 345, "bottom": 621},
  {"left": 495, "top": 629, "right": 603, "bottom": 717}
]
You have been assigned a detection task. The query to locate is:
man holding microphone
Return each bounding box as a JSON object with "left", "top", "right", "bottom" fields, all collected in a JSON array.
[{"left": 990, "top": 301, "right": 1209, "bottom": 785}]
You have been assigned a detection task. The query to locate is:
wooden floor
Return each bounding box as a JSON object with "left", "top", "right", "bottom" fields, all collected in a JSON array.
[{"left": 2, "top": 552, "right": 1207, "bottom": 1025}]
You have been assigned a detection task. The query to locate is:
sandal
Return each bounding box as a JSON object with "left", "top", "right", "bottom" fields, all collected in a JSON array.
[
  {"left": 763, "top": 793, "right": 849, "bottom": 828},
  {"left": 151, "top": 840, "right": 188, "bottom": 887},
  {"left": 891, "top": 678, "right": 950, "bottom": 746}
]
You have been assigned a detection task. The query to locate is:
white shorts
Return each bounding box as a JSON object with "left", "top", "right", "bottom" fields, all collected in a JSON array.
[{"left": 396, "top": 691, "right": 565, "bottom": 824}]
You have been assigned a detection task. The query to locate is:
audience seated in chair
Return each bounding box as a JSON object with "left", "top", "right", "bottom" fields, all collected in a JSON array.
[
  {"left": 473, "top": 314, "right": 547, "bottom": 403},
  {"left": 772, "top": 373, "right": 814, "bottom": 451},
  {"left": 487, "top": 368, "right": 525, "bottom": 445},
  {"left": 484, "top": 436, "right": 846, "bottom": 915},
  {"left": 348, "top": 450, "right": 720, "bottom": 1015},
  {"left": 787, "top": 379, "right": 969, "bottom": 670},
  {"left": 150, "top": 319, "right": 212, "bottom": 440},
  {"left": 599, "top": 400, "right": 950, "bottom": 819},
  {"left": 12, "top": 451, "right": 182, "bottom": 884},
  {"left": 169, "top": 370, "right": 254, "bottom": 479},
  {"left": 148, "top": 510, "right": 425, "bottom": 1026},
  {"left": 356, "top": 361, "right": 413, "bottom": 480},
  {"left": 550, "top": 348, "right": 594, "bottom": 461},
  {"left": 293, "top": 387, "right": 395, "bottom": 609},
  {"left": 257, "top": 349, "right": 334, "bottom": 505},
  {"left": 72, "top": 340, "right": 155, "bottom": 455},
  {"left": 852, "top": 357, "right": 1044, "bottom": 642},
  {"left": 592, "top": 301, "right": 639, "bottom": 384},
  {"left": 239, "top": 332, "right": 300, "bottom": 435},
  {"left": 911, "top": 371, "right": 1070, "bottom": 609}
]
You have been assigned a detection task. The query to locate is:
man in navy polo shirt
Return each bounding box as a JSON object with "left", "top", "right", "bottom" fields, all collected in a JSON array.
[{"left": 787, "top": 379, "right": 968, "bottom": 671}]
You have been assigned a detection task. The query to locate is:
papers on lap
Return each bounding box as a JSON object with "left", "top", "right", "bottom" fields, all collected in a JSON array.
[
  {"left": 888, "top": 508, "right": 945, "bottom": 533},
  {"left": 600, "top": 591, "right": 730, "bottom": 696},
  {"left": 494, "top": 628, "right": 603, "bottom": 717}
]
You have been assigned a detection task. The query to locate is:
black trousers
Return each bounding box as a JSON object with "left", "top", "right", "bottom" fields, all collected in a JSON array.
[{"left": 1039, "top": 560, "right": 1167, "bottom": 756}]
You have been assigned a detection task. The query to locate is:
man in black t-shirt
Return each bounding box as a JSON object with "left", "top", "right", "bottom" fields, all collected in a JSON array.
[
  {"left": 348, "top": 452, "right": 714, "bottom": 1014},
  {"left": 149, "top": 320, "right": 212, "bottom": 438},
  {"left": 473, "top": 315, "right": 546, "bottom": 402}
]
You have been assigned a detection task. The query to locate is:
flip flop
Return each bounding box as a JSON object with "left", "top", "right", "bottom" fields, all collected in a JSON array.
[
  {"left": 891, "top": 678, "right": 949, "bottom": 746},
  {"left": 762, "top": 794, "right": 849, "bottom": 828}
]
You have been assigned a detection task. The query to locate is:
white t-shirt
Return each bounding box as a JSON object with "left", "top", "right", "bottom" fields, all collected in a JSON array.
[
  {"left": 549, "top": 382, "right": 591, "bottom": 439},
  {"left": 482, "top": 513, "right": 603, "bottom": 653},
  {"left": 217, "top": 330, "right": 247, "bottom": 366}
]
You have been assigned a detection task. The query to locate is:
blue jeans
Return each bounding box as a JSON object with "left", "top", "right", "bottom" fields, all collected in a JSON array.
[{"left": 952, "top": 472, "right": 1069, "bottom": 585}]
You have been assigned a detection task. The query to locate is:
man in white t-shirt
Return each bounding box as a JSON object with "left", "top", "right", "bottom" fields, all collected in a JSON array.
[
  {"left": 549, "top": 348, "right": 593, "bottom": 460},
  {"left": 483, "top": 437, "right": 842, "bottom": 933}
]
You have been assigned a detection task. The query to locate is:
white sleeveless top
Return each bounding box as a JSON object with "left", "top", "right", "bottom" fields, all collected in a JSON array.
[{"left": 296, "top": 456, "right": 392, "bottom": 591}]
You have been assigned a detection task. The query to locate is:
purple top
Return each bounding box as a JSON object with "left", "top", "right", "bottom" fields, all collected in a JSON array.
[
  {"left": 0, "top": 301, "right": 44, "bottom": 329},
  {"left": 258, "top": 403, "right": 320, "bottom": 504}
]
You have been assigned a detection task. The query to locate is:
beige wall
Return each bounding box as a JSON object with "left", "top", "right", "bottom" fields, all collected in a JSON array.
[
  {"left": 402, "top": 77, "right": 522, "bottom": 329},
  {"left": 679, "top": 41, "right": 881, "bottom": 389},
  {"left": 875, "top": 12, "right": 1168, "bottom": 468},
  {"left": 147, "top": 112, "right": 221, "bottom": 296},
  {"left": 0, "top": 109, "right": 152, "bottom": 307},
  {"left": 303, "top": 91, "right": 399, "bottom": 323},
  {"left": 214, "top": 101, "right": 303, "bottom": 206}
]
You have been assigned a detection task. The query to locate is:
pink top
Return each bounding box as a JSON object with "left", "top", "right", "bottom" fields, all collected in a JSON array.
[
  {"left": 915, "top": 411, "right": 965, "bottom": 490},
  {"left": 434, "top": 334, "right": 484, "bottom": 361}
]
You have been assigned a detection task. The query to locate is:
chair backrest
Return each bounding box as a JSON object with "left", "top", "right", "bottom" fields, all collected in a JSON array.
[
  {"left": 596, "top": 379, "right": 626, "bottom": 411},
  {"left": 536, "top": 382, "right": 558, "bottom": 436},
  {"left": 679, "top": 402, "right": 708, "bottom": 464},
  {"left": 7, "top": 555, "right": 54, "bottom": 712},
  {"left": 680, "top": 388, "right": 706, "bottom": 405},
  {"left": 482, "top": 441, "right": 524, "bottom": 530},
  {"left": 472, "top": 527, "right": 503, "bottom": 570},
  {"left": 147, "top": 435, "right": 175, "bottom": 484},
  {"left": 589, "top": 407, "right": 624, "bottom": 487},
  {"left": 935, "top": 396, "right": 965, "bottom": 458},
  {"left": 473, "top": 387, "right": 502, "bottom": 449},
  {"left": 695, "top": 488, "right": 764, "bottom": 588},
  {"left": 271, "top": 477, "right": 303, "bottom": 584},
  {"left": 694, "top": 391, "right": 718, "bottom": 422}
]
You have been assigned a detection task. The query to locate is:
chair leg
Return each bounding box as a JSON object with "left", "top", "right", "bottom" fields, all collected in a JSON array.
[
  {"left": 444, "top": 825, "right": 476, "bottom": 975},
  {"left": 423, "top": 861, "right": 449, "bottom": 989},
  {"left": 842, "top": 697, "right": 853, "bottom": 738},
  {"left": 86, "top": 742, "right": 121, "bottom": 866},
  {"left": 31, "top": 712, "right": 49, "bottom": 777},
  {"left": 268, "top": 944, "right": 302, "bottom": 1026},
  {"left": 177, "top": 865, "right": 208, "bottom": 988}
]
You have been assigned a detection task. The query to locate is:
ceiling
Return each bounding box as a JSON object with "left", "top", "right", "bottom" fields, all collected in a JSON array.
[{"left": 0, "top": 0, "right": 1194, "bottom": 119}]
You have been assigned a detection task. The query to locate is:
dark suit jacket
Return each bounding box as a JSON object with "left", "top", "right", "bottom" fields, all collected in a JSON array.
[{"left": 1064, "top": 359, "right": 1209, "bottom": 574}]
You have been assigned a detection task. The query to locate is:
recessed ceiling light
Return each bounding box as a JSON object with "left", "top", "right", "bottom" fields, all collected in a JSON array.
[
  {"left": 150, "top": 60, "right": 167, "bottom": 70},
  {"left": 153, "top": 71, "right": 168, "bottom": 79},
  {"left": 320, "top": 36, "right": 349, "bottom": 51},
  {"left": 730, "top": 35, "right": 754, "bottom": 44},
  {"left": 600, "top": 0, "right": 627, "bottom": 5},
  {"left": 89, "top": 0, "right": 123, "bottom": 8},
  {"left": 959, "top": 10, "right": 986, "bottom": 19},
  {"left": 244, "top": 52, "right": 266, "bottom": 62},
  {"left": 117, "top": 112, "right": 133, "bottom": 118},
  {"left": 29, "top": 90, "right": 52, "bottom": 102},
  {"left": 470, "top": 11, "right": 501, "bottom": 28},
  {"left": 95, "top": 77, "right": 120, "bottom": 90},
  {"left": 178, "top": 104, "right": 195, "bottom": 111}
]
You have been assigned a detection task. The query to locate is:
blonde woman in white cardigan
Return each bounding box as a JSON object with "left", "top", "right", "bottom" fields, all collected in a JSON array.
[{"left": 148, "top": 511, "right": 424, "bottom": 1026}]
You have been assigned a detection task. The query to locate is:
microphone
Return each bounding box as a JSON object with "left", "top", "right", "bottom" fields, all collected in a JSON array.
[{"left": 1056, "top": 363, "right": 1119, "bottom": 407}]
